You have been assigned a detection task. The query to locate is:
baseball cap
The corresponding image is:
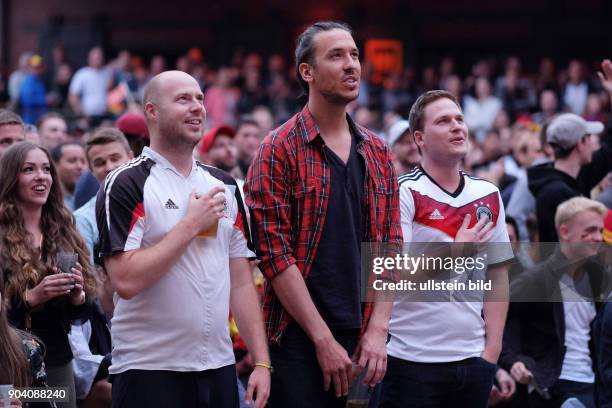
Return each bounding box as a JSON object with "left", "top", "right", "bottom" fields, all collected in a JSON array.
[
  {"left": 546, "top": 113, "right": 604, "bottom": 150},
  {"left": 387, "top": 120, "right": 410, "bottom": 146},
  {"left": 604, "top": 209, "right": 612, "bottom": 244},
  {"left": 199, "top": 125, "right": 236, "bottom": 156},
  {"left": 116, "top": 113, "right": 149, "bottom": 139},
  {"left": 188, "top": 47, "right": 204, "bottom": 64}
]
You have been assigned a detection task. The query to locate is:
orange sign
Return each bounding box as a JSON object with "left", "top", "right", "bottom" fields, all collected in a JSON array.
[{"left": 364, "top": 39, "right": 404, "bottom": 76}]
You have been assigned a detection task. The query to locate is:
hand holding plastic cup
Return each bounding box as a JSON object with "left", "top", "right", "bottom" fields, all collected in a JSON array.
[
  {"left": 197, "top": 185, "right": 236, "bottom": 238},
  {"left": 56, "top": 252, "right": 78, "bottom": 274},
  {"left": 347, "top": 364, "right": 371, "bottom": 408}
]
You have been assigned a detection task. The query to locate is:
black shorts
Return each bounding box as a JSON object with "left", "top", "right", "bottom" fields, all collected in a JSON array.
[{"left": 110, "top": 364, "right": 239, "bottom": 408}]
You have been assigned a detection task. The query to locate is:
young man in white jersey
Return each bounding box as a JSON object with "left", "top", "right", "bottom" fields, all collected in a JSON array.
[{"left": 380, "top": 90, "right": 513, "bottom": 407}]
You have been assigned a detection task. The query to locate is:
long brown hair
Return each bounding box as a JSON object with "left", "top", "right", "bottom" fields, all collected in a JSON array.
[
  {"left": 0, "top": 141, "right": 95, "bottom": 307},
  {"left": 0, "top": 277, "right": 30, "bottom": 386}
]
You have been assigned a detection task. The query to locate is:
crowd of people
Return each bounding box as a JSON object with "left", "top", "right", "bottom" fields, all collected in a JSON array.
[{"left": 0, "top": 19, "right": 611, "bottom": 408}]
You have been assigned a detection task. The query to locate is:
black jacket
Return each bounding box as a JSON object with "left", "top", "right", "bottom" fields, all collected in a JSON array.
[
  {"left": 528, "top": 163, "right": 580, "bottom": 243},
  {"left": 528, "top": 128, "right": 612, "bottom": 243},
  {"left": 500, "top": 249, "right": 608, "bottom": 389},
  {"left": 594, "top": 299, "right": 612, "bottom": 408},
  {"left": 8, "top": 295, "right": 90, "bottom": 366}
]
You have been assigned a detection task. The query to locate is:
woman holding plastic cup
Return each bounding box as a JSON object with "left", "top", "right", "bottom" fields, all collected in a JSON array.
[{"left": 0, "top": 142, "right": 94, "bottom": 408}]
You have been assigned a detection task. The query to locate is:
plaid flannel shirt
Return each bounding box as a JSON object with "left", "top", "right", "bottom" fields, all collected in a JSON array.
[{"left": 245, "top": 105, "right": 402, "bottom": 344}]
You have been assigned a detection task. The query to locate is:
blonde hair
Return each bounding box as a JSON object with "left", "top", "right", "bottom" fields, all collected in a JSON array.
[
  {"left": 512, "top": 130, "right": 538, "bottom": 156},
  {"left": 554, "top": 197, "right": 607, "bottom": 230}
]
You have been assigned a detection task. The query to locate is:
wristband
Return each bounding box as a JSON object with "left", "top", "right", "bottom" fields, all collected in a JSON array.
[{"left": 254, "top": 362, "right": 273, "bottom": 372}]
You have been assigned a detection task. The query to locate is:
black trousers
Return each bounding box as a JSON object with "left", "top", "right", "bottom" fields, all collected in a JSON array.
[
  {"left": 110, "top": 364, "right": 239, "bottom": 408},
  {"left": 269, "top": 322, "right": 360, "bottom": 408},
  {"left": 380, "top": 355, "right": 497, "bottom": 408}
]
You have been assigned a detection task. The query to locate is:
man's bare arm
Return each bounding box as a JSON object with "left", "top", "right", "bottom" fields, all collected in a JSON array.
[
  {"left": 229, "top": 258, "right": 270, "bottom": 408},
  {"left": 271, "top": 265, "right": 331, "bottom": 343},
  {"left": 230, "top": 258, "right": 269, "bottom": 365},
  {"left": 482, "top": 263, "right": 510, "bottom": 363},
  {"left": 353, "top": 300, "right": 392, "bottom": 386},
  {"left": 68, "top": 93, "right": 82, "bottom": 115}
]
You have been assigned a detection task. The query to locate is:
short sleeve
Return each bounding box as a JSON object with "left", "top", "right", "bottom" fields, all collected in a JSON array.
[
  {"left": 399, "top": 185, "right": 415, "bottom": 243},
  {"left": 487, "top": 192, "right": 514, "bottom": 266},
  {"left": 96, "top": 159, "right": 150, "bottom": 258},
  {"left": 75, "top": 201, "right": 96, "bottom": 265},
  {"left": 229, "top": 186, "right": 256, "bottom": 259},
  {"left": 69, "top": 69, "right": 85, "bottom": 95}
]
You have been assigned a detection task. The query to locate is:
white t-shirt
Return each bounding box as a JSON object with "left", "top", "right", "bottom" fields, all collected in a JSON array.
[
  {"left": 98, "top": 147, "right": 255, "bottom": 374},
  {"left": 563, "top": 82, "right": 588, "bottom": 116},
  {"left": 387, "top": 167, "right": 513, "bottom": 363},
  {"left": 69, "top": 66, "right": 111, "bottom": 116},
  {"left": 559, "top": 273, "right": 596, "bottom": 383},
  {"left": 68, "top": 321, "right": 104, "bottom": 399},
  {"left": 463, "top": 95, "right": 502, "bottom": 142}
]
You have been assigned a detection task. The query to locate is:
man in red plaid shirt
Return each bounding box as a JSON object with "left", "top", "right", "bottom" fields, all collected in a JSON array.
[{"left": 245, "top": 21, "right": 402, "bottom": 407}]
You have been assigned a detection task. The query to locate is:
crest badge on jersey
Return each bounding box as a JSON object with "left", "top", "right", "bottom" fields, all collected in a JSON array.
[{"left": 476, "top": 205, "right": 493, "bottom": 223}]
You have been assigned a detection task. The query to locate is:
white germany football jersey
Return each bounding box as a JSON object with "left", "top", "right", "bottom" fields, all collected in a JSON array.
[
  {"left": 387, "top": 166, "right": 513, "bottom": 363},
  {"left": 97, "top": 147, "right": 255, "bottom": 374}
]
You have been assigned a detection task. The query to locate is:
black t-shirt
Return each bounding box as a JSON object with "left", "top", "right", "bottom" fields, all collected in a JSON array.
[{"left": 307, "top": 132, "right": 365, "bottom": 330}]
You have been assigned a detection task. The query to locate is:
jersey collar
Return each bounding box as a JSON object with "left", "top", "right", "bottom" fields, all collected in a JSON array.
[{"left": 141, "top": 146, "right": 198, "bottom": 177}]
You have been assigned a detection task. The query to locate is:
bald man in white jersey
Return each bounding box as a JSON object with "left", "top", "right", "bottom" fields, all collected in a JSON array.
[{"left": 97, "top": 71, "right": 270, "bottom": 408}]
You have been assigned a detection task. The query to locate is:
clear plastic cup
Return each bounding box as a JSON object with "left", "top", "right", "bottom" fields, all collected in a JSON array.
[
  {"left": 197, "top": 185, "right": 236, "bottom": 238},
  {"left": 346, "top": 364, "right": 371, "bottom": 408},
  {"left": 56, "top": 252, "right": 78, "bottom": 274}
]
